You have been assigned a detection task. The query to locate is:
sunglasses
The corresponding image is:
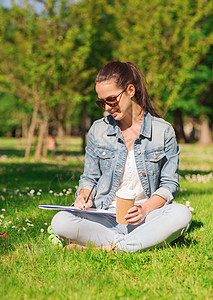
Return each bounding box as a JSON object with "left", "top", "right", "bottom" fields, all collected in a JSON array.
[{"left": 96, "top": 88, "right": 127, "bottom": 109}]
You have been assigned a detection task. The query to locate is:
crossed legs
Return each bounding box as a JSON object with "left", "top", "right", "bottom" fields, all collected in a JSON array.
[{"left": 51, "top": 203, "right": 192, "bottom": 253}]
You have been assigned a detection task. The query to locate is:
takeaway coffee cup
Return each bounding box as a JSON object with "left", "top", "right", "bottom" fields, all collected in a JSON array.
[{"left": 116, "top": 189, "right": 136, "bottom": 224}]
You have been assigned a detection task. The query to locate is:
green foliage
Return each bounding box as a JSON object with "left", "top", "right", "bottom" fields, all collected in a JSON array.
[
  {"left": 0, "top": 0, "right": 92, "bottom": 126},
  {"left": 0, "top": 93, "right": 32, "bottom": 135},
  {"left": 0, "top": 0, "right": 212, "bottom": 138},
  {"left": 113, "top": 0, "right": 213, "bottom": 118}
]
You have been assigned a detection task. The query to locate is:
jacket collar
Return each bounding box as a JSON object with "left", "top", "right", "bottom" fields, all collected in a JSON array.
[
  {"left": 105, "top": 111, "right": 152, "bottom": 138},
  {"left": 139, "top": 111, "right": 152, "bottom": 138}
]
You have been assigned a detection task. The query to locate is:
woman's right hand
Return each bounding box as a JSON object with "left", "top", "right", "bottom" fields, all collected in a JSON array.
[{"left": 74, "top": 189, "right": 93, "bottom": 210}]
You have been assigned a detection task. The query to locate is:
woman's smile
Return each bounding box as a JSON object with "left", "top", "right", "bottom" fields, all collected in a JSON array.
[{"left": 109, "top": 109, "right": 119, "bottom": 116}]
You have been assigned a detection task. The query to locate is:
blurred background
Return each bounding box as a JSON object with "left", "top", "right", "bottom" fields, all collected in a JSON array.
[{"left": 0, "top": 0, "right": 212, "bottom": 161}]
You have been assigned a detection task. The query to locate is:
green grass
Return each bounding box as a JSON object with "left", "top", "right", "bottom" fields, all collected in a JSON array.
[{"left": 0, "top": 138, "right": 212, "bottom": 299}]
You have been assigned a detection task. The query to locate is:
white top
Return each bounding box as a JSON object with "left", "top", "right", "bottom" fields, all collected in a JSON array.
[{"left": 108, "top": 150, "right": 147, "bottom": 209}]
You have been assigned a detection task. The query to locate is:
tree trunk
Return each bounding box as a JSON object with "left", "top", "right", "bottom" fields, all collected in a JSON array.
[
  {"left": 51, "top": 138, "right": 56, "bottom": 159},
  {"left": 174, "top": 109, "right": 188, "bottom": 143},
  {"left": 66, "top": 120, "right": 72, "bottom": 136},
  {"left": 15, "top": 127, "right": 21, "bottom": 150},
  {"left": 15, "top": 127, "right": 21, "bottom": 138},
  {"left": 51, "top": 121, "right": 57, "bottom": 159},
  {"left": 199, "top": 118, "right": 212, "bottom": 145},
  {"left": 42, "top": 125, "right": 49, "bottom": 159},
  {"left": 59, "top": 123, "right": 66, "bottom": 160},
  {"left": 22, "top": 119, "right": 28, "bottom": 138},
  {"left": 57, "top": 124, "right": 63, "bottom": 138},
  {"left": 25, "top": 102, "right": 39, "bottom": 159},
  {"left": 34, "top": 114, "right": 48, "bottom": 162}
]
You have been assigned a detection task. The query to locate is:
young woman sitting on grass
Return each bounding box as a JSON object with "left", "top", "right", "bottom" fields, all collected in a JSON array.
[{"left": 51, "top": 61, "right": 192, "bottom": 252}]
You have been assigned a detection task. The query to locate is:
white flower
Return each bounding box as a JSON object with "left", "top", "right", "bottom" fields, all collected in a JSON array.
[
  {"left": 12, "top": 226, "right": 16, "bottom": 229},
  {"left": 0, "top": 214, "right": 4, "bottom": 219},
  {"left": 63, "top": 189, "right": 66, "bottom": 193},
  {"left": 1, "top": 208, "right": 5, "bottom": 211},
  {"left": 16, "top": 217, "right": 19, "bottom": 220},
  {"left": 44, "top": 222, "right": 48, "bottom": 226},
  {"left": 200, "top": 228, "right": 205, "bottom": 231},
  {"left": 185, "top": 201, "right": 190, "bottom": 207},
  {"left": 189, "top": 207, "right": 194, "bottom": 211},
  {"left": 26, "top": 187, "right": 29, "bottom": 190},
  {"left": 40, "top": 228, "right": 44, "bottom": 232},
  {"left": 59, "top": 192, "right": 63, "bottom": 196},
  {"left": 29, "top": 189, "right": 35, "bottom": 194},
  {"left": 2, "top": 188, "right": 6, "bottom": 192},
  {"left": 8, "top": 221, "right": 12, "bottom": 224},
  {"left": 39, "top": 189, "right": 42, "bottom": 192},
  {"left": 37, "top": 192, "right": 41, "bottom": 196},
  {"left": 49, "top": 190, "right": 53, "bottom": 194},
  {"left": 30, "top": 224, "right": 34, "bottom": 227},
  {"left": 25, "top": 218, "right": 30, "bottom": 222},
  {"left": 23, "top": 227, "right": 26, "bottom": 231},
  {"left": 54, "top": 193, "right": 57, "bottom": 196}
]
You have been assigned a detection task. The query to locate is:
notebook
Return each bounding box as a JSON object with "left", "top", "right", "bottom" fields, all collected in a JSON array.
[{"left": 39, "top": 205, "right": 116, "bottom": 216}]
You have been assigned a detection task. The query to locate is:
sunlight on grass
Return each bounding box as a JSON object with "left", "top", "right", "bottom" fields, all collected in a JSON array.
[{"left": 179, "top": 143, "right": 213, "bottom": 171}]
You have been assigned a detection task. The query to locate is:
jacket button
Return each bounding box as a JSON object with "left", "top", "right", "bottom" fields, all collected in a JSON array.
[
  {"left": 137, "top": 150, "right": 141, "bottom": 155},
  {"left": 102, "top": 151, "right": 106, "bottom": 156},
  {"left": 142, "top": 172, "right": 146, "bottom": 176},
  {"left": 147, "top": 192, "right": 150, "bottom": 196}
]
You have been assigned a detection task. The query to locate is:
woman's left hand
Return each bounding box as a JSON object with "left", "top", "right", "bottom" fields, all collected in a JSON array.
[{"left": 125, "top": 205, "right": 146, "bottom": 225}]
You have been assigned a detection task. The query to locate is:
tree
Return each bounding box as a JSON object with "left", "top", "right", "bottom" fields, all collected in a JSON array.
[
  {"left": 0, "top": 0, "right": 91, "bottom": 160},
  {"left": 65, "top": 0, "right": 119, "bottom": 151},
  {"left": 112, "top": 0, "right": 213, "bottom": 143}
]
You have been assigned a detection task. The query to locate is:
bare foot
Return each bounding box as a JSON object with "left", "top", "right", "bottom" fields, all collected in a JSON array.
[{"left": 63, "top": 243, "right": 87, "bottom": 252}]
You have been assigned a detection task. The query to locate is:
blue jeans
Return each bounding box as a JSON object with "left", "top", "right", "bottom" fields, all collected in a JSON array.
[{"left": 51, "top": 203, "right": 192, "bottom": 252}]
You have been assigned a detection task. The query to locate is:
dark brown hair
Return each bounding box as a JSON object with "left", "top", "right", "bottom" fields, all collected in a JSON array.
[{"left": 95, "top": 61, "right": 160, "bottom": 117}]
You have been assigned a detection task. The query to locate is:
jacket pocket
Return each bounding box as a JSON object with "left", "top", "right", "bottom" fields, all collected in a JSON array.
[
  {"left": 95, "top": 147, "right": 115, "bottom": 171},
  {"left": 145, "top": 149, "right": 166, "bottom": 175}
]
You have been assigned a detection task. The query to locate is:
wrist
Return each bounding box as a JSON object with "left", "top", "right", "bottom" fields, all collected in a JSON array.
[
  {"left": 140, "top": 203, "right": 150, "bottom": 216},
  {"left": 79, "top": 189, "right": 90, "bottom": 196},
  {"left": 141, "top": 195, "right": 166, "bottom": 215}
]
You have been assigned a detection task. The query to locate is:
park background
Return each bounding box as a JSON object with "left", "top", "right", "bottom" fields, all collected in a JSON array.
[
  {"left": 0, "top": 0, "right": 212, "bottom": 160},
  {"left": 0, "top": 0, "right": 212, "bottom": 299}
]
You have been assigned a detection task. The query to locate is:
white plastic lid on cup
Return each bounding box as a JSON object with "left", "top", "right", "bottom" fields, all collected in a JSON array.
[{"left": 116, "top": 188, "right": 136, "bottom": 200}]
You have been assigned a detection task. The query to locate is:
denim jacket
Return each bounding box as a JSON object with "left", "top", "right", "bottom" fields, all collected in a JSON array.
[{"left": 77, "top": 111, "right": 180, "bottom": 209}]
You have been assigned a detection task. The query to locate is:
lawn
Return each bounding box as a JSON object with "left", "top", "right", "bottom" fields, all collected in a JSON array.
[{"left": 0, "top": 138, "right": 212, "bottom": 299}]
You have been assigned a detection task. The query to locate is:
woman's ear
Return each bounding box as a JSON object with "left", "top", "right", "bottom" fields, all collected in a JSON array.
[{"left": 127, "top": 84, "right": 135, "bottom": 98}]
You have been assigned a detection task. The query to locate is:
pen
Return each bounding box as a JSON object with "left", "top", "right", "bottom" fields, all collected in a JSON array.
[{"left": 83, "top": 185, "right": 95, "bottom": 209}]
